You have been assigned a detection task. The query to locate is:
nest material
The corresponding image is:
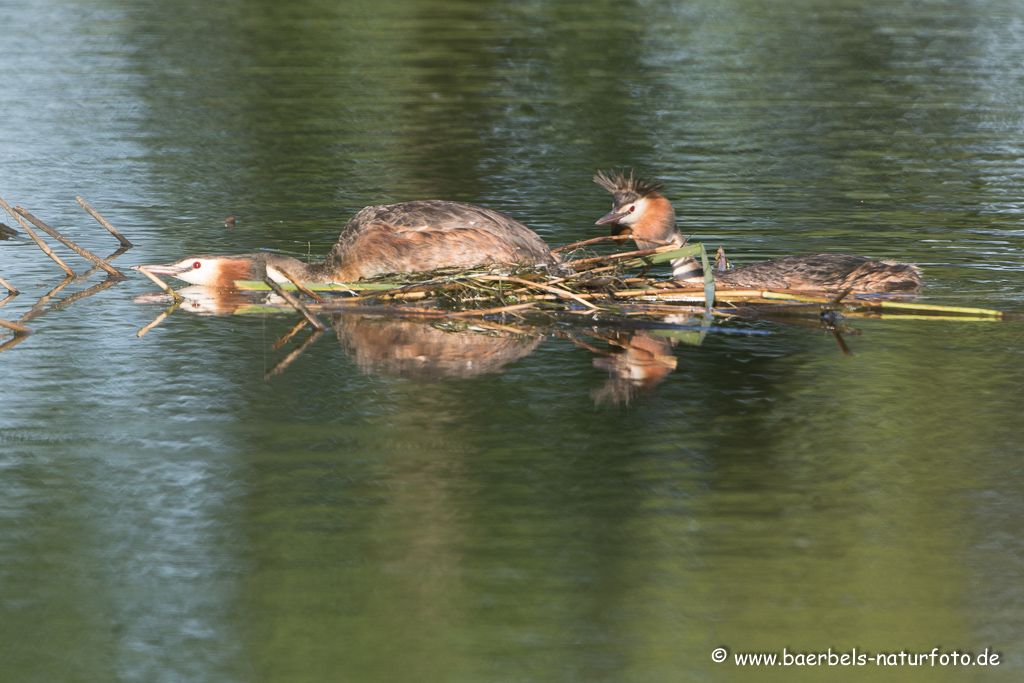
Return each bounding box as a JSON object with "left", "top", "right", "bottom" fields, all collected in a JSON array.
[{"left": 223, "top": 242, "right": 1012, "bottom": 324}]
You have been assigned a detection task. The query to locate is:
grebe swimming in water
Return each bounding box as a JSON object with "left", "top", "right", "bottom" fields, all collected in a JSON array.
[
  {"left": 136, "top": 200, "right": 558, "bottom": 286},
  {"left": 594, "top": 170, "right": 922, "bottom": 293}
]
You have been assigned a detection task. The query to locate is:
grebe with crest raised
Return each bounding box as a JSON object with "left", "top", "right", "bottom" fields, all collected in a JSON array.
[
  {"left": 594, "top": 170, "right": 922, "bottom": 293},
  {"left": 135, "top": 199, "right": 558, "bottom": 286}
]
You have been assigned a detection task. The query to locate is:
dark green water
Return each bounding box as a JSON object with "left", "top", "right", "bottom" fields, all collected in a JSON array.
[{"left": 2, "top": 0, "right": 1024, "bottom": 681}]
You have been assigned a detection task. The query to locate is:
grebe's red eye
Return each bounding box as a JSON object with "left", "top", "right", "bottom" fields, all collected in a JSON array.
[
  {"left": 628, "top": 206, "right": 635, "bottom": 213},
  {"left": 192, "top": 261, "right": 202, "bottom": 269}
]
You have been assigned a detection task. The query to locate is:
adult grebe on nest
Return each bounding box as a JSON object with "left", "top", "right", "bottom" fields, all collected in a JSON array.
[
  {"left": 136, "top": 200, "right": 558, "bottom": 286},
  {"left": 594, "top": 170, "right": 922, "bottom": 293}
]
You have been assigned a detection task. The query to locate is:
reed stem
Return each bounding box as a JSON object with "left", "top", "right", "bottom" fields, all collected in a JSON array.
[
  {"left": 0, "top": 197, "right": 76, "bottom": 277},
  {"left": 13, "top": 206, "right": 125, "bottom": 278},
  {"left": 75, "top": 197, "right": 134, "bottom": 247},
  {"left": 135, "top": 266, "right": 184, "bottom": 301},
  {"left": 263, "top": 276, "right": 326, "bottom": 331},
  {"left": 0, "top": 318, "right": 32, "bottom": 334}
]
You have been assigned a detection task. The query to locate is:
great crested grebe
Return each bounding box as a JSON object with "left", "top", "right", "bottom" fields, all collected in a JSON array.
[
  {"left": 594, "top": 170, "right": 923, "bottom": 292},
  {"left": 135, "top": 199, "right": 558, "bottom": 286}
]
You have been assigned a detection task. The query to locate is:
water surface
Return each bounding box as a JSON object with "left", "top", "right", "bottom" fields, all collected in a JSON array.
[{"left": 2, "top": 0, "right": 1024, "bottom": 681}]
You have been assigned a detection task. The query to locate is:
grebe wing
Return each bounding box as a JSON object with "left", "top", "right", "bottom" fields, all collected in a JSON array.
[
  {"left": 349, "top": 199, "right": 527, "bottom": 231},
  {"left": 342, "top": 200, "right": 556, "bottom": 265},
  {"left": 335, "top": 220, "right": 553, "bottom": 281},
  {"left": 720, "top": 253, "right": 869, "bottom": 287},
  {"left": 718, "top": 253, "right": 921, "bottom": 292}
]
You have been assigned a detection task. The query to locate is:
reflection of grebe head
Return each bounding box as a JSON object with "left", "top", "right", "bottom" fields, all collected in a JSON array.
[
  {"left": 134, "top": 285, "right": 257, "bottom": 315},
  {"left": 593, "top": 170, "right": 681, "bottom": 249}
]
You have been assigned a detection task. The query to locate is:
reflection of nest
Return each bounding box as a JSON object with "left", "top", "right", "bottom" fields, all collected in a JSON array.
[{"left": 331, "top": 314, "right": 543, "bottom": 380}]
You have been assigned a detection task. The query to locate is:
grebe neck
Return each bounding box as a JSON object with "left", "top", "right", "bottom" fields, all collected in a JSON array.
[{"left": 635, "top": 196, "right": 702, "bottom": 281}]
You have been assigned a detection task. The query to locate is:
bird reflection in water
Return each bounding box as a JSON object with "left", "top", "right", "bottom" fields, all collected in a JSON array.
[
  {"left": 134, "top": 288, "right": 704, "bottom": 400},
  {"left": 589, "top": 331, "right": 680, "bottom": 406},
  {"left": 557, "top": 313, "right": 706, "bottom": 406},
  {"left": 135, "top": 287, "right": 545, "bottom": 379},
  {"left": 135, "top": 286, "right": 258, "bottom": 316},
  {"left": 330, "top": 313, "right": 543, "bottom": 380}
]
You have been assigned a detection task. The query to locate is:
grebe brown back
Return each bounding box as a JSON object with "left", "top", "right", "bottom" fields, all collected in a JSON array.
[
  {"left": 594, "top": 170, "right": 922, "bottom": 293},
  {"left": 136, "top": 199, "right": 558, "bottom": 286}
]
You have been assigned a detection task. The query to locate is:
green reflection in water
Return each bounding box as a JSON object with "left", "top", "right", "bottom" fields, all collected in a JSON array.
[{"left": 3, "top": 0, "right": 1024, "bottom": 681}]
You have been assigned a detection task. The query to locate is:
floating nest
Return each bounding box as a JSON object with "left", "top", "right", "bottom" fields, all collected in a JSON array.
[{"left": 2, "top": 195, "right": 1020, "bottom": 370}]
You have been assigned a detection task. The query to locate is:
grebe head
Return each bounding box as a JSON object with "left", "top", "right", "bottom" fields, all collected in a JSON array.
[
  {"left": 593, "top": 169, "right": 680, "bottom": 248},
  {"left": 133, "top": 255, "right": 262, "bottom": 286}
]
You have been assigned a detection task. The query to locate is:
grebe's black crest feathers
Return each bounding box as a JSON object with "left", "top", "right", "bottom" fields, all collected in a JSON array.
[{"left": 594, "top": 169, "right": 664, "bottom": 203}]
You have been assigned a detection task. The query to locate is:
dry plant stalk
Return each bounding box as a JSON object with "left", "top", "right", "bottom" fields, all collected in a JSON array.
[
  {"left": 263, "top": 276, "right": 326, "bottom": 331},
  {"left": 75, "top": 197, "right": 133, "bottom": 247},
  {"left": 474, "top": 275, "right": 599, "bottom": 310},
  {"left": 137, "top": 303, "right": 179, "bottom": 338},
  {"left": 0, "top": 318, "right": 32, "bottom": 334},
  {"left": 551, "top": 234, "right": 637, "bottom": 253},
  {"left": 19, "top": 276, "right": 74, "bottom": 324},
  {"left": 14, "top": 206, "right": 125, "bottom": 278},
  {"left": 277, "top": 269, "right": 325, "bottom": 303},
  {"left": 135, "top": 266, "right": 183, "bottom": 301},
  {"left": 265, "top": 328, "right": 326, "bottom": 379},
  {"left": 0, "top": 333, "right": 32, "bottom": 354},
  {"left": 272, "top": 319, "right": 309, "bottom": 350},
  {"left": 0, "top": 197, "right": 77, "bottom": 277},
  {"left": 448, "top": 301, "right": 539, "bottom": 318},
  {"left": 42, "top": 279, "right": 119, "bottom": 313},
  {"left": 563, "top": 244, "right": 678, "bottom": 269}
]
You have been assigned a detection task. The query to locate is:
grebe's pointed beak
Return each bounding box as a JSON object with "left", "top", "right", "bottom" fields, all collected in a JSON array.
[
  {"left": 132, "top": 263, "right": 188, "bottom": 277},
  {"left": 596, "top": 210, "right": 626, "bottom": 225}
]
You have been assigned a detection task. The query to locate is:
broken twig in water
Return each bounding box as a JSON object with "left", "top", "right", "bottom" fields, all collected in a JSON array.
[
  {"left": 0, "top": 197, "right": 77, "bottom": 277},
  {"left": 272, "top": 319, "right": 309, "bottom": 350},
  {"left": 0, "top": 318, "right": 32, "bottom": 334},
  {"left": 138, "top": 300, "right": 182, "bottom": 338},
  {"left": 40, "top": 278, "right": 119, "bottom": 315},
  {"left": 75, "top": 196, "right": 133, "bottom": 248},
  {"left": 0, "top": 332, "right": 32, "bottom": 354},
  {"left": 0, "top": 275, "right": 18, "bottom": 294},
  {"left": 832, "top": 327, "right": 853, "bottom": 356},
  {"left": 135, "top": 266, "right": 183, "bottom": 301},
  {"left": 78, "top": 245, "right": 131, "bottom": 283},
  {"left": 265, "top": 328, "right": 326, "bottom": 379},
  {"left": 13, "top": 206, "right": 126, "bottom": 278},
  {"left": 276, "top": 269, "right": 325, "bottom": 303},
  {"left": 262, "top": 276, "right": 326, "bottom": 331},
  {"left": 19, "top": 276, "right": 74, "bottom": 324}
]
